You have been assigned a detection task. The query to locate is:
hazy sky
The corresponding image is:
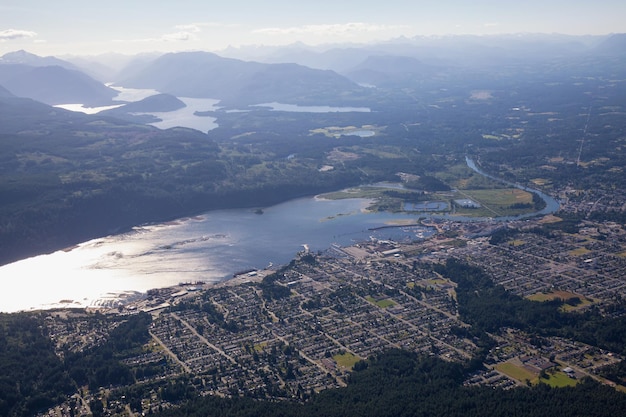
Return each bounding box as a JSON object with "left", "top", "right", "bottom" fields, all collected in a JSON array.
[{"left": 1, "top": 0, "right": 625, "bottom": 56}]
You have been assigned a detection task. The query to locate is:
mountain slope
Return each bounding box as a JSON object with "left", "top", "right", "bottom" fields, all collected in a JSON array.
[
  {"left": 593, "top": 33, "right": 626, "bottom": 55},
  {"left": 345, "top": 55, "right": 437, "bottom": 87},
  {"left": 0, "top": 95, "right": 91, "bottom": 133},
  {"left": 0, "top": 65, "right": 118, "bottom": 105},
  {"left": 0, "top": 84, "right": 14, "bottom": 98},
  {"left": 0, "top": 51, "right": 118, "bottom": 105},
  {"left": 118, "top": 51, "right": 365, "bottom": 106}
]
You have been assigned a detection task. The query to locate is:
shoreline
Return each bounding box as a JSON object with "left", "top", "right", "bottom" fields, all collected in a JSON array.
[{"left": 2, "top": 169, "right": 561, "bottom": 314}]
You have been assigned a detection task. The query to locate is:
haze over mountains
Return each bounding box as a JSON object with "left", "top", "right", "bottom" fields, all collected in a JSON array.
[
  {"left": 0, "top": 50, "right": 118, "bottom": 105},
  {"left": 218, "top": 33, "right": 623, "bottom": 69},
  {"left": 117, "top": 51, "right": 365, "bottom": 106},
  {"left": 0, "top": 33, "right": 624, "bottom": 113}
]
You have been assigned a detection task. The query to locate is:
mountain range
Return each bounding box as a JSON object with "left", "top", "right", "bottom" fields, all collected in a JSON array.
[
  {"left": 116, "top": 51, "right": 366, "bottom": 106},
  {"left": 0, "top": 33, "right": 625, "bottom": 114}
]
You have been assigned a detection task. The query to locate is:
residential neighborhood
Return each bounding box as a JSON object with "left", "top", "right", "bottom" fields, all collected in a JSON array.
[{"left": 40, "top": 211, "right": 626, "bottom": 415}]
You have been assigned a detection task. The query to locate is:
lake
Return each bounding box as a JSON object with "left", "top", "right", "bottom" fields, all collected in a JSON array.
[
  {"left": 140, "top": 97, "right": 219, "bottom": 132},
  {"left": 56, "top": 88, "right": 371, "bottom": 132},
  {"left": 343, "top": 130, "right": 376, "bottom": 137},
  {"left": 56, "top": 97, "right": 220, "bottom": 133}
]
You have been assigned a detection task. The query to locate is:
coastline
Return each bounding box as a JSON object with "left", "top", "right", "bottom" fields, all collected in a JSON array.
[{"left": 1, "top": 163, "right": 561, "bottom": 314}]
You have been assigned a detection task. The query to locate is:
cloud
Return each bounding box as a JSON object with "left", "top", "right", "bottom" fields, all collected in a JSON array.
[
  {"left": 254, "top": 22, "right": 408, "bottom": 37},
  {"left": 112, "top": 22, "right": 244, "bottom": 46},
  {"left": 114, "top": 28, "right": 199, "bottom": 44},
  {"left": 0, "top": 29, "right": 37, "bottom": 41},
  {"left": 160, "top": 23, "right": 209, "bottom": 42},
  {"left": 174, "top": 24, "right": 203, "bottom": 33},
  {"left": 119, "top": 22, "right": 239, "bottom": 44},
  {"left": 161, "top": 30, "right": 197, "bottom": 42}
]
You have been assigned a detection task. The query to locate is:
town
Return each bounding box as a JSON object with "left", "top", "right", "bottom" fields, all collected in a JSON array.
[{"left": 40, "top": 209, "right": 626, "bottom": 416}]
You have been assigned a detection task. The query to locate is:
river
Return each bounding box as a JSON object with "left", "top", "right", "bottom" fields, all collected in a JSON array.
[{"left": 465, "top": 156, "right": 560, "bottom": 217}]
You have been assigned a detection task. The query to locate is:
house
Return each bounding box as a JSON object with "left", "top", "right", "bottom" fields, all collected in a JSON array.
[
  {"left": 520, "top": 355, "right": 557, "bottom": 372},
  {"left": 563, "top": 367, "right": 577, "bottom": 378},
  {"left": 454, "top": 198, "right": 481, "bottom": 208}
]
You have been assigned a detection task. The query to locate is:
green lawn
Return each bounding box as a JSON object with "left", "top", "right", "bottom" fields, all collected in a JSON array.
[
  {"left": 333, "top": 352, "right": 360, "bottom": 369},
  {"left": 540, "top": 372, "right": 579, "bottom": 387},
  {"left": 366, "top": 296, "right": 396, "bottom": 308},
  {"left": 496, "top": 362, "right": 537, "bottom": 384},
  {"left": 570, "top": 247, "right": 591, "bottom": 256},
  {"left": 527, "top": 290, "right": 578, "bottom": 302},
  {"left": 526, "top": 291, "right": 594, "bottom": 311},
  {"left": 454, "top": 188, "right": 535, "bottom": 217}
]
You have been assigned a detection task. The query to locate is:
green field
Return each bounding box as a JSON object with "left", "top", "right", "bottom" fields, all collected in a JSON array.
[
  {"left": 454, "top": 188, "right": 534, "bottom": 217},
  {"left": 333, "top": 352, "right": 360, "bottom": 369},
  {"left": 320, "top": 184, "right": 539, "bottom": 218},
  {"left": 496, "top": 362, "right": 538, "bottom": 384},
  {"left": 540, "top": 372, "right": 578, "bottom": 387},
  {"left": 527, "top": 290, "right": 578, "bottom": 302},
  {"left": 461, "top": 188, "right": 532, "bottom": 205},
  {"left": 570, "top": 247, "right": 591, "bottom": 256},
  {"left": 319, "top": 186, "right": 386, "bottom": 201},
  {"left": 253, "top": 342, "right": 267, "bottom": 352},
  {"left": 527, "top": 290, "right": 594, "bottom": 311},
  {"left": 366, "top": 296, "right": 396, "bottom": 308}
]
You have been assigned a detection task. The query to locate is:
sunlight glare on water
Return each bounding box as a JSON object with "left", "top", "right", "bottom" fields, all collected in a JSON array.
[
  {"left": 0, "top": 222, "right": 227, "bottom": 312},
  {"left": 0, "top": 196, "right": 439, "bottom": 313}
]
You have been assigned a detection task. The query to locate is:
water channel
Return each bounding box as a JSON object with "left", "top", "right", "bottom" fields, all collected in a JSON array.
[
  {"left": 465, "top": 156, "right": 560, "bottom": 217},
  {"left": 0, "top": 158, "right": 559, "bottom": 312}
]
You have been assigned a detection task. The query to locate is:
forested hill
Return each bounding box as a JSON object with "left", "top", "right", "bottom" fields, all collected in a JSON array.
[{"left": 0, "top": 96, "right": 377, "bottom": 266}]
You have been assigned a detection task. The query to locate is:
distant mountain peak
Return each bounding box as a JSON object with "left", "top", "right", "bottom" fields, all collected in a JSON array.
[
  {"left": 0, "top": 50, "right": 77, "bottom": 69},
  {"left": 0, "top": 49, "right": 35, "bottom": 61}
]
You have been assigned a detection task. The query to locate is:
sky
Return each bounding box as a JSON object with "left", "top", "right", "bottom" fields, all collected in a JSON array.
[{"left": 1, "top": 0, "right": 625, "bottom": 57}]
